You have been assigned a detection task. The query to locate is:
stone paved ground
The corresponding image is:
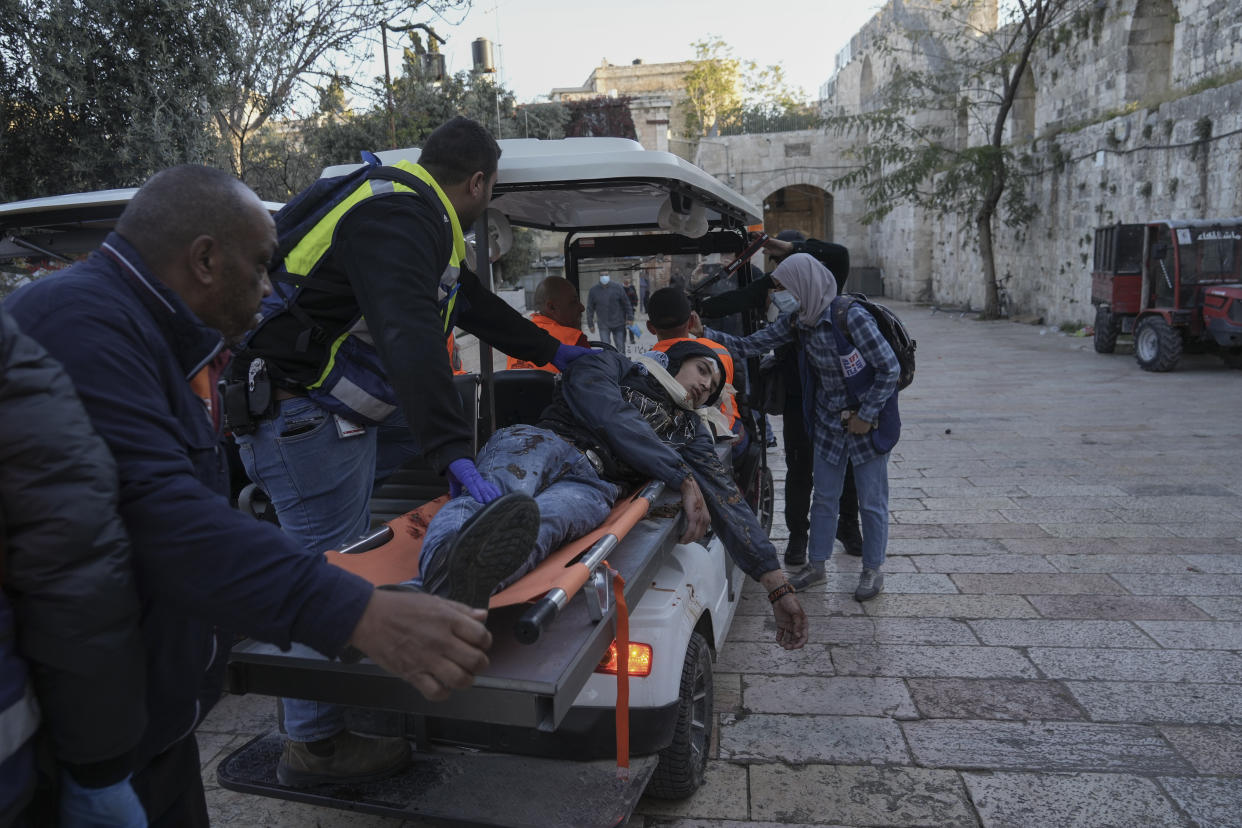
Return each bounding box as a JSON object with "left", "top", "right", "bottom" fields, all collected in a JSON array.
[{"left": 201, "top": 302, "right": 1242, "bottom": 827}]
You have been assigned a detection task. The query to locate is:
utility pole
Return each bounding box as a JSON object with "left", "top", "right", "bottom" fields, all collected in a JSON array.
[
  {"left": 381, "top": 22, "right": 395, "bottom": 149},
  {"left": 380, "top": 20, "right": 446, "bottom": 150}
]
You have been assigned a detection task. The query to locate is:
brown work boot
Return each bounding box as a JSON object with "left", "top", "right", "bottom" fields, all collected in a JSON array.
[{"left": 276, "top": 731, "right": 411, "bottom": 787}]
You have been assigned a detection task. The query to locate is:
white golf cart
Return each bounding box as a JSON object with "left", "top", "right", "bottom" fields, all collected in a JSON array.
[{"left": 0, "top": 138, "right": 774, "bottom": 828}]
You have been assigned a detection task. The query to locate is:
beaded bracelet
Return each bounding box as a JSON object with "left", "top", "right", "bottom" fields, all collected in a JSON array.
[{"left": 767, "top": 582, "right": 796, "bottom": 604}]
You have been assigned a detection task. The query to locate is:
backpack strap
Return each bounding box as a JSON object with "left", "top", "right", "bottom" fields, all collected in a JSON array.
[{"left": 831, "top": 295, "right": 857, "bottom": 345}]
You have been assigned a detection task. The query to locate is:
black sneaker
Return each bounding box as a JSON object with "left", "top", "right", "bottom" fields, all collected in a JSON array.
[
  {"left": 446, "top": 492, "right": 540, "bottom": 610},
  {"left": 837, "top": 521, "right": 863, "bottom": 557},
  {"left": 784, "top": 535, "right": 808, "bottom": 567},
  {"left": 277, "top": 731, "right": 410, "bottom": 787},
  {"left": 854, "top": 568, "right": 884, "bottom": 601}
]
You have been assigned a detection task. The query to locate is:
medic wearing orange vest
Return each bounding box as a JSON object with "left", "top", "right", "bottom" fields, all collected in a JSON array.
[
  {"left": 645, "top": 286, "right": 739, "bottom": 430},
  {"left": 506, "top": 276, "right": 588, "bottom": 373}
]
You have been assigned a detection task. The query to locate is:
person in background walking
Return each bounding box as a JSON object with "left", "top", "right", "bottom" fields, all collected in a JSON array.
[
  {"left": 586, "top": 272, "right": 633, "bottom": 352},
  {"left": 622, "top": 278, "right": 640, "bottom": 344}
]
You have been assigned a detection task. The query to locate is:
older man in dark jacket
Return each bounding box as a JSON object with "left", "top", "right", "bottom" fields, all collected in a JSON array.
[
  {"left": 0, "top": 308, "right": 146, "bottom": 826},
  {"left": 5, "top": 166, "right": 494, "bottom": 825}
]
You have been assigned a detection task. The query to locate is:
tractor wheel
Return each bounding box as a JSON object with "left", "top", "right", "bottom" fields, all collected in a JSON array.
[
  {"left": 1093, "top": 306, "right": 1121, "bottom": 354},
  {"left": 1134, "top": 316, "right": 1183, "bottom": 372},
  {"left": 1222, "top": 348, "right": 1242, "bottom": 369},
  {"left": 646, "top": 632, "right": 712, "bottom": 800}
]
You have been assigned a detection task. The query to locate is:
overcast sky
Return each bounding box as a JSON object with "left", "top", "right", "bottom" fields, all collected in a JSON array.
[{"left": 398, "top": 0, "right": 885, "bottom": 103}]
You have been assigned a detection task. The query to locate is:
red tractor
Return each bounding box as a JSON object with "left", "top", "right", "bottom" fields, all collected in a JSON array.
[{"left": 1092, "top": 219, "right": 1242, "bottom": 371}]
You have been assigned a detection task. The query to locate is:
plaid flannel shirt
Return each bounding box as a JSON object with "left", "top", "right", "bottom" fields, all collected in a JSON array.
[{"left": 707, "top": 303, "right": 900, "bottom": 465}]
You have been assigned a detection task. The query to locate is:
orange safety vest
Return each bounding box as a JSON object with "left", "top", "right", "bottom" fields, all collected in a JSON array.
[
  {"left": 445, "top": 333, "right": 468, "bottom": 375},
  {"left": 506, "top": 313, "right": 588, "bottom": 374},
  {"left": 650, "top": 336, "right": 738, "bottom": 430}
]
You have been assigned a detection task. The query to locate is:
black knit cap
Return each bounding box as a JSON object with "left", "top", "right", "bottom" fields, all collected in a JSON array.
[
  {"left": 646, "top": 287, "right": 693, "bottom": 330},
  {"left": 662, "top": 340, "right": 726, "bottom": 407},
  {"left": 776, "top": 229, "right": 806, "bottom": 242}
]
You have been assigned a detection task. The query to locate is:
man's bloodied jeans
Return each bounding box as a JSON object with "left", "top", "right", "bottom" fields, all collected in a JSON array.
[{"left": 415, "top": 425, "right": 620, "bottom": 595}]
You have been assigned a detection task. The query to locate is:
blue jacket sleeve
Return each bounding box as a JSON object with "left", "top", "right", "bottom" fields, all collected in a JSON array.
[
  {"left": 676, "top": 428, "right": 782, "bottom": 581},
  {"left": 705, "top": 313, "right": 796, "bottom": 360},
  {"left": 15, "top": 306, "right": 373, "bottom": 659},
  {"left": 559, "top": 352, "right": 691, "bottom": 489}
]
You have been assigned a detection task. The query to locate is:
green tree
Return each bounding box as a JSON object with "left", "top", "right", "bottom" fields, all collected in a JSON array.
[
  {"left": 213, "top": 0, "right": 468, "bottom": 185},
  {"left": 682, "top": 37, "right": 811, "bottom": 138},
  {"left": 830, "top": 0, "right": 1089, "bottom": 318},
  {"left": 682, "top": 37, "right": 744, "bottom": 137},
  {"left": 0, "top": 0, "right": 231, "bottom": 201}
]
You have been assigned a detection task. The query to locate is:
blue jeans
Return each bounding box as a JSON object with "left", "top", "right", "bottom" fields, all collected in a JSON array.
[
  {"left": 415, "top": 425, "right": 619, "bottom": 594},
  {"left": 235, "top": 398, "right": 421, "bottom": 742},
  {"left": 600, "top": 325, "right": 627, "bottom": 352},
  {"left": 808, "top": 449, "right": 888, "bottom": 571}
]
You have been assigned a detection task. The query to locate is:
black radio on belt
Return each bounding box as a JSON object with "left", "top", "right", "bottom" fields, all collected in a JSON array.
[{"left": 222, "top": 357, "right": 273, "bottom": 436}]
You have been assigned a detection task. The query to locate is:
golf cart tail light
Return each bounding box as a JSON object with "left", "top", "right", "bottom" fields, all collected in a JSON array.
[{"left": 595, "top": 641, "right": 653, "bottom": 677}]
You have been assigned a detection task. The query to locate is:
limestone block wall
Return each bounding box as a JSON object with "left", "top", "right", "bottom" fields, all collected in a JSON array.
[{"left": 920, "top": 78, "right": 1242, "bottom": 322}]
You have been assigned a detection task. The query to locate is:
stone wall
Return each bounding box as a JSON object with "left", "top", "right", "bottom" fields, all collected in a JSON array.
[{"left": 698, "top": 0, "right": 1242, "bottom": 324}]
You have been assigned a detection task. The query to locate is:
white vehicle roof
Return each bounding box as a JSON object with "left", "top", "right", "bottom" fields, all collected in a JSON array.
[
  {"left": 1, "top": 137, "right": 759, "bottom": 262},
  {"left": 321, "top": 137, "right": 762, "bottom": 233},
  {"left": 0, "top": 188, "right": 283, "bottom": 262}
]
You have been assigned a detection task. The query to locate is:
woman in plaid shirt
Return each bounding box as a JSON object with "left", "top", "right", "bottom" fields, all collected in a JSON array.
[{"left": 703, "top": 253, "right": 900, "bottom": 601}]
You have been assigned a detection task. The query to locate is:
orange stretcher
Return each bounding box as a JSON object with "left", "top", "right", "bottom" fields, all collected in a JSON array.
[{"left": 325, "top": 481, "right": 666, "bottom": 643}]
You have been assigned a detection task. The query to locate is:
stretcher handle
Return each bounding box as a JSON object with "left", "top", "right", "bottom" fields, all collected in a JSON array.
[
  {"left": 514, "top": 481, "right": 666, "bottom": 644},
  {"left": 336, "top": 525, "right": 395, "bottom": 555},
  {"left": 516, "top": 531, "right": 619, "bottom": 644}
]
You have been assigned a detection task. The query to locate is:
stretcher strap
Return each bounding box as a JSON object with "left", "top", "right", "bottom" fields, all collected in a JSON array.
[{"left": 609, "top": 562, "right": 630, "bottom": 781}]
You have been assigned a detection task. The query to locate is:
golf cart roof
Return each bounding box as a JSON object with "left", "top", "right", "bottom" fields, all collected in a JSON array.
[
  {"left": 321, "top": 137, "right": 763, "bottom": 233},
  {"left": 0, "top": 188, "right": 284, "bottom": 263}
]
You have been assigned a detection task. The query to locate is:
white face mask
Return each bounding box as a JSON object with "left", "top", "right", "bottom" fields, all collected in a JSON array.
[
  {"left": 599, "top": 275, "right": 610, "bottom": 285},
  {"left": 766, "top": 290, "right": 800, "bottom": 322}
]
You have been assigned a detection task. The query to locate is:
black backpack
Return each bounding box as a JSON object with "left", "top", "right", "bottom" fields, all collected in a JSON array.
[{"left": 832, "top": 294, "right": 917, "bottom": 390}]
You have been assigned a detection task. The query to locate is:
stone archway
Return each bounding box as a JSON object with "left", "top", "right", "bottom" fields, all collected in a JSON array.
[{"left": 759, "top": 182, "right": 835, "bottom": 241}]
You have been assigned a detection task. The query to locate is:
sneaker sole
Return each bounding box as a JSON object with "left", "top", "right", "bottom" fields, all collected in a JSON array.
[{"left": 446, "top": 493, "right": 540, "bottom": 609}]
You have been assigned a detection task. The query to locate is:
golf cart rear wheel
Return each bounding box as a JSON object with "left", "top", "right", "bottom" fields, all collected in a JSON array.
[
  {"left": 1134, "top": 316, "right": 1183, "bottom": 372},
  {"left": 1093, "top": 306, "right": 1121, "bottom": 354},
  {"left": 646, "top": 632, "right": 712, "bottom": 800}
]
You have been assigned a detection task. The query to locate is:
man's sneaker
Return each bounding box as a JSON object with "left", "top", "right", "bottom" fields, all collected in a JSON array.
[
  {"left": 837, "top": 521, "right": 863, "bottom": 557},
  {"left": 277, "top": 731, "right": 410, "bottom": 787},
  {"left": 784, "top": 535, "right": 808, "bottom": 567},
  {"left": 787, "top": 563, "right": 827, "bottom": 592},
  {"left": 854, "top": 568, "right": 884, "bottom": 601},
  {"left": 446, "top": 492, "right": 540, "bottom": 609}
]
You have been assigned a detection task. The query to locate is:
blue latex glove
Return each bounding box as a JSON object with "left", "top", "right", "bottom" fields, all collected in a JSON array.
[
  {"left": 60, "top": 772, "right": 148, "bottom": 828},
  {"left": 446, "top": 458, "right": 502, "bottom": 503},
  {"left": 551, "top": 343, "right": 593, "bottom": 372}
]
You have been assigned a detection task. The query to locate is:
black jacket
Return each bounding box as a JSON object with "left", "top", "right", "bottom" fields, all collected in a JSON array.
[
  {"left": 699, "top": 238, "right": 851, "bottom": 319},
  {"left": 247, "top": 195, "right": 560, "bottom": 473},
  {"left": 0, "top": 307, "right": 146, "bottom": 786},
  {"left": 539, "top": 351, "right": 781, "bottom": 581}
]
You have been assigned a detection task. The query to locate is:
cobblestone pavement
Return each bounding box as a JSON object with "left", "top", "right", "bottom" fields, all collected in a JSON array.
[{"left": 201, "top": 302, "right": 1242, "bottom": 827}]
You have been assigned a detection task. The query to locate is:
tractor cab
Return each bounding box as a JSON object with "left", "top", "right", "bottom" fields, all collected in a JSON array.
[{"left": 1090, "top": 218, "right": 1242, "bottom": 371}]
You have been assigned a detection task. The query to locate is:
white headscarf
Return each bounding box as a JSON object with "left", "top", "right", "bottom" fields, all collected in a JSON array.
[{"left": 772, "top": 252, "right": 837, "bottom": 328}]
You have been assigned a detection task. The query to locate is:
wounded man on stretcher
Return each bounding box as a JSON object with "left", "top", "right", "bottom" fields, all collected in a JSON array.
[{"left": 408, "top": 341, "right": 809, "bottom": 649}]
